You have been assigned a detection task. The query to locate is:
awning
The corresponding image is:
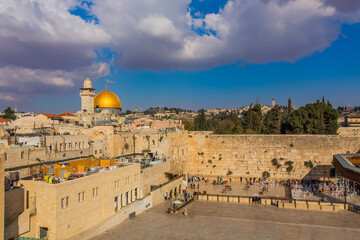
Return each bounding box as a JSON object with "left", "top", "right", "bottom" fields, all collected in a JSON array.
[{"left": 165, "top": 169, "right": 183, "bottom": 175}]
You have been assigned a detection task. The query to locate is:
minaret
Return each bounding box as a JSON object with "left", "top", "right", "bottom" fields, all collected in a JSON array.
[
  {"left": 272, "top": 98, "right": 275, "bottom": 107},
  {"left": 80, "top": 77, "right": 95, "bottom": 113}
]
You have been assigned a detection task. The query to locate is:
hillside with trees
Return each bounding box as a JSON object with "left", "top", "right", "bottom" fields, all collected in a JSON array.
[{"left": 189, "top": 98, "right": 339, "bottom": 135}]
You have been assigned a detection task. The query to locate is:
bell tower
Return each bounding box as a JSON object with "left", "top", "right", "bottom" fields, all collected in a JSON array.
[{"left": 80, "top": 77, "right": 95, "bottom": 113}]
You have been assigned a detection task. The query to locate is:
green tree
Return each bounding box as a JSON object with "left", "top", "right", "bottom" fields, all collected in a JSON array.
[
  {"left": 3, "top": 107, "right": 16, "bottom": 120},
  {"left": 243, "top": 104, "right": 263, "bottom": 133},
  {"left": 194, "top": 109, "right": 208, "bottom": 131},
  {"left": 287, "top": 98, "right": 292, "bottom": 114},
  {"left": 263, "top": 105, "right": 282, "bottom": 134}
]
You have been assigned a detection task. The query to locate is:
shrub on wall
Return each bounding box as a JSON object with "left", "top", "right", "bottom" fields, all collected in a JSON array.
[
  {"left": 271, "top": 158, "right": 278, "bottom": 166},
  {"left": 286, "top": 165, "right": 294, "bottom": 173},
  {"left": 285, "top": 161, "right": 294, "bottom": 166},
  {"left": 227, "top": 170, "right": 233, "bottom": 176},
  {"left": 262, "top": 171, "right": 270, "bottom": 178},
  {"left": 304, "top": 160, "right": 314, "bottom": 169}
]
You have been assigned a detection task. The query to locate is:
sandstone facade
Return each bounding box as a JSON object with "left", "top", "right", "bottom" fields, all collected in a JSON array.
[{"left": 110, "top": 130, "right": 360, "bottom": 180}]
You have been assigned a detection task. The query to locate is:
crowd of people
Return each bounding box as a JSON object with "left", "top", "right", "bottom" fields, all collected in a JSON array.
[{"left": 290, "top": 179, "right": 360, "bottom": 202}]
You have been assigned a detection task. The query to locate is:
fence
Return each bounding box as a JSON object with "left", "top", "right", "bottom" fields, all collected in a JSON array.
[{"left": 197, "top": 193, "right": 360, "bottom": 213}]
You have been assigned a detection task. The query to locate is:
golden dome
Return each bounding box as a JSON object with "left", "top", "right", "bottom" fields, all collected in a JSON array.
[{"left": 94, "top": 90, "right": 121, "bottom": 109}]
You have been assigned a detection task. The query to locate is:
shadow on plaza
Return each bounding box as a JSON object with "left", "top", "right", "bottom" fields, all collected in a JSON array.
[{"left": 302, "top": 165, "right": 334, "bottom": 181}]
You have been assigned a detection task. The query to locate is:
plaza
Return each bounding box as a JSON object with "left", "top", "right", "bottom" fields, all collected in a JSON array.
[{"left": 90, "top": 201, "right": 360, "bottom": 240}]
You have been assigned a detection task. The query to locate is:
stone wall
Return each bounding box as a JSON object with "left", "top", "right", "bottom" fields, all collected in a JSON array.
[
  {"left": 110, "top": 130, "right": 360, "bottom": 180},
  {"left": 337, "top": 127, "right": 360, "bottom": 136},
  {"left": 0, "top": 153, "right": 4, "bottom": 240},
  {"left": 141, "top": 160, "right": 171, "bottom": 196},
  {"left": 151, "top": 177, "right": 183, "bottom": 206},
  {"left": 184, "top": 133, "right": 360, "bottom": 180}
]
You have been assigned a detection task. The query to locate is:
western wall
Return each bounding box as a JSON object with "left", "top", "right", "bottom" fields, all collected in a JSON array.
[
  {"left": 111, "top": 130, "right": 360, "bottom": 180},
  {"left": 183, "top": 133, "right": 360, "bottom": 180}
]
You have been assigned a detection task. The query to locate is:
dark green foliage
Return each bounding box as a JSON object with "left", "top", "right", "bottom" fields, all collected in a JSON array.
[
  {"left": 262, "top": 171, "right": 270, "bottom": 178},
  {"left": 194, "top": 109, "right": 208, "bottom": 131},
  {"left": 304, "top": 160, "right": 314, "bottom": 169},
  {"left": 3, "top": 107, "right": 16, "bottom": 120},
  {"left": 188, "top": 99, "right": 338, "bottom": 135},
  {"left": 271, "top": 158, "right": 278, "bottom": 166},
  {"left": 282, "top": 99, "right": 338, "bottom": 134},
  {"left": 286, "top": 165, "right": 294, "bottom": 173},
  {"left": 285, "top": 161, "right": 294, "bottom": 166},
  {"left": 227, "top": 170, "right": 233, "bottom": 176},
  {"left": 243, "top": 104, "right": 263, "bottom": 133},
  {"left": 263, "top": 105, "right": 282, "bottom": 134}
]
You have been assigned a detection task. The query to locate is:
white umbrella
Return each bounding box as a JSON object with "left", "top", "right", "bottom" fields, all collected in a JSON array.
[{"left": 173, "top": 200, "right": 183, "bottom": 204}]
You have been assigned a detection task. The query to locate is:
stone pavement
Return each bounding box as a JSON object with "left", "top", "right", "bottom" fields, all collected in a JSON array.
[
  {"left": 191, "top": 181, "right": 287, "bottom": 198},
  {"left": 90, "top": 201, "right": 360, "bottom": 240}
]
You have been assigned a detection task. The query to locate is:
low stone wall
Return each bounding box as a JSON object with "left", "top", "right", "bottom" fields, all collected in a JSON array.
[
  {"left": 277, "top": 201, "right": 347, "bottom": 212},
  {"left": 197, "top": 194, "right": 349, "bottom": 213}
]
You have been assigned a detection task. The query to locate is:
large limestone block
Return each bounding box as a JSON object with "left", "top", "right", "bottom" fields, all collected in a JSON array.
[
  {"left": 219, "top": 196, "right": 228, "bottom": 202},
  {"left": 320, "top": 205, "right": 334, "bottom": 212},
  {"left": 229, "top": 196, "right": 238, "bottom": 203},
  {"left": 283, "top": 202, "right": 295, "bottom": 209},
  {"left": 308, "top": 204, "right": 321, "bottom": 211},
  {"left": 295, "top": 202, "right": 308, "bottom": 209}
]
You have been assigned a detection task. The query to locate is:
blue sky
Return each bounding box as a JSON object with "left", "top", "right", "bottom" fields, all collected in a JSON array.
[{"left": 1, "top": 0, "right": 360, "bottom": 113}]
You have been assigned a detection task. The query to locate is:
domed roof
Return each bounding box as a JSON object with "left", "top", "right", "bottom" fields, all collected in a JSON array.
[{"left": 94, "top": 90, "right": 121, "bottom": 109}]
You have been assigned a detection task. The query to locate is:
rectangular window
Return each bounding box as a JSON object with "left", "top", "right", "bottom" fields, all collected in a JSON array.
[
  {"left": 82, "top": 191, "right": 85, "bottom": 201},
  {"left": 95, "top": 150, "right": 97, "bottom": 154},
  {"left": 93, "top": 188, "right": 95, "bottom": 198},
  {"left": 135, "top": 188, "right": 138, "bottom": 200},
  {"left": 115, "top": 196, "right": 118, "bottom": 212},
  {"left": 21, "top": 151, "right": 24, "bottom": 159},
  {"left": 4, "top": 152, "right": 7, "bottom": 161},
  {"left": 66, "top": 197, "right": 69, "bottom": 207},
  {"left": 61, "top": 198, "right": 65, "bottom": 208},
  {"left": 96, "top": 187, "right": 99, "bottom": 196},
  {"left": 78, "top": 193, "right": 81, "bottom": 203}
]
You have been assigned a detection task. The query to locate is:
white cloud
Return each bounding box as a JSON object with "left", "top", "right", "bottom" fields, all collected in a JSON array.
[
  {"left": 89, "top": 0, "right": 360, "bottom": 69},
  {"left": 0, "top": 0, "right": 110, "bottom": 70},
  {"left": 0, "top": 63, "right": 110, "bottom": 104},
  {"left": 0, "top": 0, "right": 360, "bottom": 106}
]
